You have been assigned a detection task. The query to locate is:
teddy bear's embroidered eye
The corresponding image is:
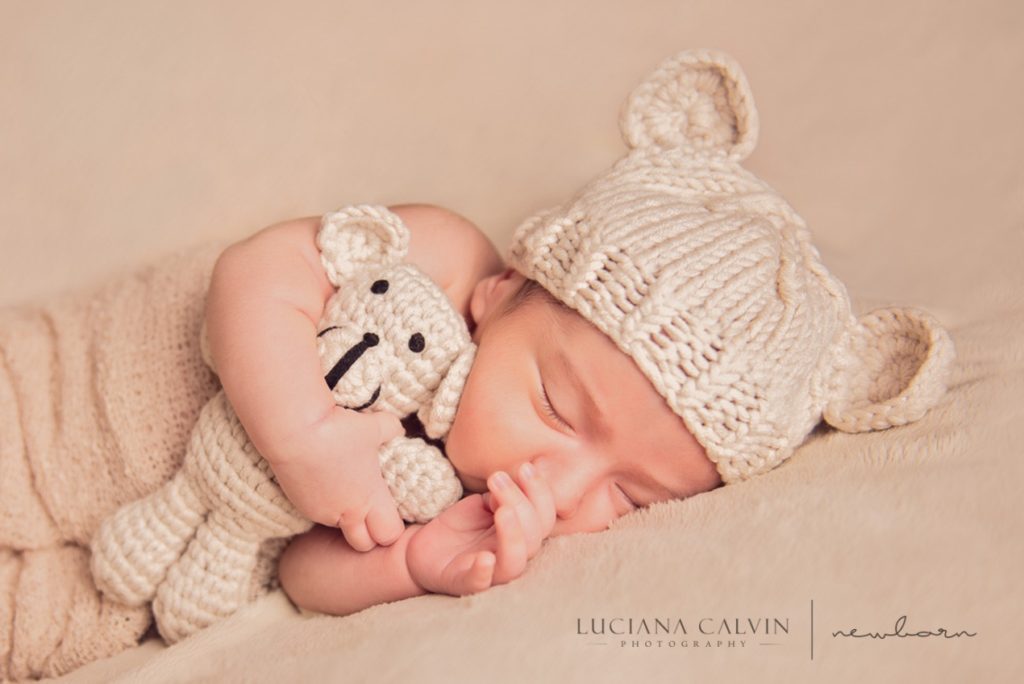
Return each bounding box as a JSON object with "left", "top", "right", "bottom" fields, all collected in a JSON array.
[
  {"left": 408, "top": 333, "right": 425, "bottom": 353},
  {"left": 371, "top": 280, "right": 389, "bottom": 294}
]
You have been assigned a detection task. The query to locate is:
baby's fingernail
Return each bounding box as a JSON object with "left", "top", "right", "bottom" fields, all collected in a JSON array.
[
  {"left": 520, "top": 463, "right": 536, "bottom": 480},
  {"left": 493, "top": 472, "right": 512, "bottom": 490}
]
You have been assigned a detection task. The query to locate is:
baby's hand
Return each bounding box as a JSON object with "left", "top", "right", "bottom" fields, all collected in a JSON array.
[
  {"left": 269, "top": 405, "right": 405, "bottom": 551},
  {"left": 405, "top": 464, "right": 556, "bottom": 596}
]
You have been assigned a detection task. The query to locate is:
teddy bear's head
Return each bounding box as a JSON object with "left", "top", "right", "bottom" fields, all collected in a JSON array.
[{"left": 315, "top": 205, "right": 475, "bottom": 440}]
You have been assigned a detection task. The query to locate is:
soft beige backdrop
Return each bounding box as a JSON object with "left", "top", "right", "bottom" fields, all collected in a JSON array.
[
  {"left": 4, "top": 0, "right": 1020, "bottom": 316},
  {"left": 2, "top": 1, "right": 1022, "bottom": 682}
]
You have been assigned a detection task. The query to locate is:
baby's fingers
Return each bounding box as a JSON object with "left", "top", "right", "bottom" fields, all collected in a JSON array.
[
  {"left": 373, "top": 412, "right": 404, "bottom": 444},
  {"left": 514, "top": 463, "right": 557, "bottom": 539},
  {"left": 366, "top": 494, "right": 405, "bottom": 547},
  {"left": 445, "top": 552, "right": 495, "bottom": 597},
  {"left": 487, "top": 466, "right": 555, "bottom": 557},
  {"left": 336, "top": 511, "right": 375, "bottom": 553},
  {"left": 491, "top": 507, "right": 528, "bottom": 585},
  {"left": 337, "top": 488, "right": 399, "bottom": 552}
]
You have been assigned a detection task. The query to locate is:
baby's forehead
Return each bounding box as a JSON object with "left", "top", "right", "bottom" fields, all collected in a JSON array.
[
  {"left": 527, "top": 288, "right": 607, "bottom": 340},
  {"left": 500, "top": 278, "right": 573, "bottom": 323}
]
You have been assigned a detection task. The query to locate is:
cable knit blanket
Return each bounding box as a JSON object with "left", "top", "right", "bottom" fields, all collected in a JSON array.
[{"left": 0, "top": 242, "right": 227, "bottom": 680}]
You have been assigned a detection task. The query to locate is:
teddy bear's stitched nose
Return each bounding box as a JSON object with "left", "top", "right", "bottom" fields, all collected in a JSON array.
[{"left": 324, "top": 332, "right": 380, "bottom": 390}]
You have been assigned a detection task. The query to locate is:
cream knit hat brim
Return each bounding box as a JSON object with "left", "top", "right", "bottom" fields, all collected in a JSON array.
[{"left": 508, "top": 49, "right": 955, "bottom": 484}]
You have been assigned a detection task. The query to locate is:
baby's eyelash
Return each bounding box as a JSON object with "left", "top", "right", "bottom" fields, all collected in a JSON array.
[
  {"left": 617, "top": 484, "right": 640, "bottom": 509},
  {"left": 540, "top": 384, "right": 569, "bottom": 427}
]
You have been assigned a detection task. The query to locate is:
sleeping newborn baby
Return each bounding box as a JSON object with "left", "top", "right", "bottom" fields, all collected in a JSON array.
[
  {"left": 211, "top": 197, "right": 726, "bottom": 610},
  {"left": 210, "top": 201, "right": 722, "bottom": 612},
  {"left": 202, "top": 49, "right": 954, "bottom": 615}
]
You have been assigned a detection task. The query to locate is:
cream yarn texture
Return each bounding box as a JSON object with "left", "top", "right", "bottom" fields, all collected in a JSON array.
[
  {"left": 91, "top": 205, "right": 473, "bottom": 643},
  {"left": 508, "top": 49, "right": 955, "bottom": 483},
  {"left": 0, "top": 241, "right": 224, "bottom": 680}
]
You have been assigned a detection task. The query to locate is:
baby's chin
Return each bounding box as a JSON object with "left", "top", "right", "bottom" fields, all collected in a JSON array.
[
  {"left": 442, "top": 437, "right": 486, "bottom": 493},
  {"left": 454, "top": 469, "right": 486, "bottom": 495},
  {"left": 450, "top": 462, "right": 488, "bottom": 494}
]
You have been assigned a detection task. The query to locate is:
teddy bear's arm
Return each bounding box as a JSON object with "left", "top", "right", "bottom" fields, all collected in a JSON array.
[
  {"left": 90, "top": 467, "right": 207, "bottom": 606},
  {"left": 377, "top": 437, "right": 463, "bottom": 522}
]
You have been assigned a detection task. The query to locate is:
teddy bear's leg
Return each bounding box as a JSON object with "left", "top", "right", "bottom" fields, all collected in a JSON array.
[
  {"left": 151, "top": 508, "right": 268, "bottom": 644},
  {"left": 150, "top": 391, "right": 312, "bottom": 643},
  {"left": 90, "top": 468, "right": 206, "bottom": 606}
]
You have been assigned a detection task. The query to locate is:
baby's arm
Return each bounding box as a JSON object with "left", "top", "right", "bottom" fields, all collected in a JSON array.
[
  {"left": 204, "top": 217, "right": 406, "bottom": 549},
  {"left": 204, "top": 206, "right": 503, "bottom": 550},
  {"left": 205, "top": 217, "right": 375, "bottom": 457},
  {"left": 278, "top": 523, "right": 427, "bottom": 616},
  {"left": 279, "top": 464, "right": 557, "bottom": 616}
]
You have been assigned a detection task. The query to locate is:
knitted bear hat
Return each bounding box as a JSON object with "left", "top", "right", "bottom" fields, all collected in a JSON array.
[{"left": 507, "top": 49, "right": 955, "bottom": 484}]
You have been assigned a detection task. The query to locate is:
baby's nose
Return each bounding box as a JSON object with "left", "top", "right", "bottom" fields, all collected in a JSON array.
[
  {"left": 555, "top": 498, "right": 579, "bottom": 521},
  {"left": 534, "top": 460, "right": 582, "bottom": 520}
]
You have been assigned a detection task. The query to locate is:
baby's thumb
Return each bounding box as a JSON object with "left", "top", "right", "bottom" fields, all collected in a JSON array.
[{"left": 374, "top": 412, "right": 405, "bottom": 443}]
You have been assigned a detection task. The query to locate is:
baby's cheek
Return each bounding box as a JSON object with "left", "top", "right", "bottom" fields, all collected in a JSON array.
[
  {"left": 443, "top": 406, "right": 483, "bottom": 478},
  {"left": 548, "top": 491, "right": 623, "bottom": 538}
]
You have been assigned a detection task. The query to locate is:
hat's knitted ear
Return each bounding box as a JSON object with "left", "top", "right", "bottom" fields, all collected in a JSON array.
[
  {"left": 418, "top": 345, "right": 476, "bottom": 440},
  {"left": 620, "top": 48, "right": 759, "bottom": 161},
  {"left": 822, "top": 308, "right": 955, "bottom": 433},
  {"left": 317, "top": 205, "right": 410, "bottom": 287}
]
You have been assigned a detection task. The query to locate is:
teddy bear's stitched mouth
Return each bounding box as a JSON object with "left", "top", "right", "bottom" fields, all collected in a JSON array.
[
  {"left": 347, "top": 385, "right": 381, "bottom": 412},
  {"left": 324, "top": 332, "right": 380, "bottom": 390}
]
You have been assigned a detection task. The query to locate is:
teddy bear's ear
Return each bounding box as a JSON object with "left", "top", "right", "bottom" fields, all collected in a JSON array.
[
  {"left": 619, "top": 49, "right": 759, "bottom": 161},
  {"left": 418, "top": 345, "right": 476, "bottom": 440},
  {"left": 821, "top": 308, "right": 955, "bottom": 433},
  {"left": 317, "top": 205, "right": 410, "bottom": 287}
]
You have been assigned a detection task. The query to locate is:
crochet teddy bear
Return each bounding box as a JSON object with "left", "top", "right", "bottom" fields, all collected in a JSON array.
[{"left": 90, "top": 205, "right": 474, "bottom": 643}]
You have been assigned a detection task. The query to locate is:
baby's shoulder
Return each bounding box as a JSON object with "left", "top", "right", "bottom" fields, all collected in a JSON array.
[
  {"left": 250, "top": 205, "right": 504, "bottom": 322},
  {"left": 390, "top": 204, "right": 504, "bottom": 320}
]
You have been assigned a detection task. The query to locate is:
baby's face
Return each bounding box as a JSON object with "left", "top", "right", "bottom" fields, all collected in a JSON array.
[{"left": 445, "top": 269, "right": 723, "bottom": 537}]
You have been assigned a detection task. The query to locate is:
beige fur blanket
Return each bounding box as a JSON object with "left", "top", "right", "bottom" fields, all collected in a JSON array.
[
  {"left": 45, "top": 285, "right": 1024, "bottom": 683},
  {"left": 0, "top": 242, "right": 227, "bottom": 680},
  {"left": 0, "top": 237, "right": 1019, "bottom": 679},
  {"left": 0, "top": 241, "right": 1020, "bottom": 683},
  {"left": 4, "top": 242, "right": 1019, "bottom": 683}
]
